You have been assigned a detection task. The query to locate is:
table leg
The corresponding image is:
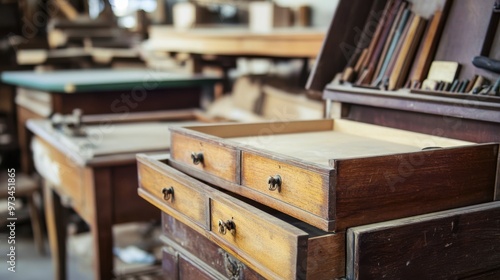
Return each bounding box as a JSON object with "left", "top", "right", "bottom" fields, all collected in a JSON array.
[
  {"left": 90, "top": 168, "right": 114, "bottom": 280},
  {"left": 43, "top": 181, "right": 66, "bottom": 280}
]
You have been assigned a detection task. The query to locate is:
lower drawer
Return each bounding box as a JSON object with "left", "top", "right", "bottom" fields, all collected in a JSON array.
[
  {"left": 137, "top": 154, "right": 345, "bottom": 280},
  {"left": 162, "top": 213, "right": 264, "bottom": 280}
]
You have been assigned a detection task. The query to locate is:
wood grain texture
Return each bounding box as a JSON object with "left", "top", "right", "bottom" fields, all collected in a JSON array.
[
  {"left": 307, "top": 234, "right": 345, "bottom": 280},
  {"left": 210, "top": 197, "right": 309, "bottom": 280},
  {"left": 347, "top": 202, "right": 500, "bottom": 280},
  {"left": 170, "top": 132, "right": 239, "bottom": 183},
  {"left": 306, "top": 0, "right": 389, "bottom": 90},
  {"left": 138, "top": 157, "right": 208, "bottom": 228},
  {"left": 177, "top": 119, "right": 334, "bottom": 138},
  {"left": 17, "top": 105, "right": 44, "bottom": 173},
  {"left": 333, "top": 144, "right": 499, "bottom": 231},
  {"left": 408, "top": 8, "right": 448, "bottom": 83},
  {"left": 241, "top": 151, "right": 330, "bottom": 218}
]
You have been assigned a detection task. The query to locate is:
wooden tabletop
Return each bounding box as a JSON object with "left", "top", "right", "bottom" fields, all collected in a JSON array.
[
  {"left": 1, "top": 69, "right": 221, "bottom": 93},
  {"left": 143, "top": 25, "right": 326, "bottom": 58}
]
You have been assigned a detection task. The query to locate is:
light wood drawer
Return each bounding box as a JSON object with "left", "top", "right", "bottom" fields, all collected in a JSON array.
[
  {"left": 137, "top": 154, "right": 208, "bottom": 229},
  {"left": 170, "top": 130, "right": 239, "bottom": 183},
  {"left": 137, "top": 155, "right": 345, "bottom": 280},
  {"left": 240, "top": 151, "right": 331, "bottom": 218}
]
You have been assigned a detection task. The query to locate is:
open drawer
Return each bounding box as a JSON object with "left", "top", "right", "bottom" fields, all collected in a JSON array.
[
  {"left": 137, "top": 154, "right": 345, "bottom": 280},
  {"left": 169, "top": 119, "right": 499, "bottom": 231}
]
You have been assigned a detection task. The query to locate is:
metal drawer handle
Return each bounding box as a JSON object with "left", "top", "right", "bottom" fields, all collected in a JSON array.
[
  {"left": 268, "top": 175, "right": 282, "bottom": 192},
  {"left": 162, "top": 187, "right": 174, "bottom": 201},
  {"left": 191, "top": 152, "right": 204, "bottom": 165},
  {"left": 218, "top": 219, "right": 236, "bottom": 235}
]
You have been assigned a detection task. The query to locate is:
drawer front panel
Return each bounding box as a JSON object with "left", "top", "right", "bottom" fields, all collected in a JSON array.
[
  {"left": 162, "top": 213, "right": 265, "bottom": 280},
  {"left": 171, "top": 132, "right": 239, "bottom": 183},
  {"left": 210, "top": 197, "right": 308, "bottom": 280},
  {"left": 241, "top": 151, "right": 330, "bottom": 218},
  {"left": 138, "top": 159, "right": 207, "bottom": 228}
]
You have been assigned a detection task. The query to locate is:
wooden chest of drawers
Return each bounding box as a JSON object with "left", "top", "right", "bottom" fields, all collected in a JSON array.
[
  {"left": 138, "top": 155, "right": 345, "bottom": 279},
  {"left": 168, "top": 119, "right": 499, "bottom": 232},
  {"left": 137, "top": 153, "right": 500, "bottom": 279}
]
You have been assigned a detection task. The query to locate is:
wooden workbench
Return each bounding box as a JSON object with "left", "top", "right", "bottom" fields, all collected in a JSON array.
[{"left": 0, "top": 69, "right": 220, "bottom": 173}]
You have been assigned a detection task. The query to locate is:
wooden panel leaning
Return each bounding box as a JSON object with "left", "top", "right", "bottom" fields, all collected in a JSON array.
[
  {"left": 137, "top": 154, "right": 345, "bottom": 280},
  {"left": 346, "top": 201, "right": 500, "bottom": 280},
  {"left": 169, "top": 119, "right": 499, "bottom": 232}
]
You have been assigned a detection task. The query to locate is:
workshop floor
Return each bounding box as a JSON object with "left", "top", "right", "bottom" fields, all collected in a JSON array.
[{"left": 0, "top": 215, "right": 162, "bottom": 280}]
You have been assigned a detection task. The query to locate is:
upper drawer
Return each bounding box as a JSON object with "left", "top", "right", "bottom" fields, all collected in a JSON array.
[
  {"left": 137, "top": 155, "right": 345, "bottom": 280},
  {"left": 170, "top": 130, "right": 239, "bottom": 183},
  {"left": 137, "top": 154, "right": 209, "bottom": 229},
  {"left": 169, "top": 119, "right": 499, "bottom": 232}
]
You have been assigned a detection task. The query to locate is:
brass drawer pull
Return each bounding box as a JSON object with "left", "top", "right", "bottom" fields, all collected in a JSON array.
[
  {"left": 162, "top": 187, "right": 174, "bottom": 201},
  {"left": 218, "top": 219, "right": 236, "bottom": 235},
  {"left": 191, "top": 152, "right": 204, "bottom": 165},
  {"left": 268, "top": 175, "right": 282, "bottom": 192}
]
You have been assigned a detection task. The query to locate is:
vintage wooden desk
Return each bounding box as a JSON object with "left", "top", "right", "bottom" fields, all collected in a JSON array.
[
  {"left": 26, "top": 110, "right": 211, "bottom": 280},
  {"left": 0, "top": 69, "right": 220, "bottom": 173}
]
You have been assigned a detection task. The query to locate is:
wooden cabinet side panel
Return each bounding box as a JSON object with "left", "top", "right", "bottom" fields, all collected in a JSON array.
[
  {"left": 335, "top": 144, "right": 498, "bottom": 230},
  {"left": 347, "top": 202, "right": 500, "bottom": 279}
]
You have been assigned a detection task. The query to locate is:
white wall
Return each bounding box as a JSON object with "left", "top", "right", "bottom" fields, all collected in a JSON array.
[{"left": 273, "top": 0, "right": 339, "bottom": 27}]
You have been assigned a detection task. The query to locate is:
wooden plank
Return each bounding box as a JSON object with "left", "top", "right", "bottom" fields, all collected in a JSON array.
[
  {"left": 334, "top": 143, "right": 499, "bottom": 230},
  {"left": 347, "top": 202, "right": 500, "bottom": 279},
  {"left": 306, "top": 234, "right": 345, "bottom": 279},
  {"left": 388, "top": 14, "right": 427, "bottom": 90},
  {"left": 177, "top": 119, "right": 334, "bottom": 138}
]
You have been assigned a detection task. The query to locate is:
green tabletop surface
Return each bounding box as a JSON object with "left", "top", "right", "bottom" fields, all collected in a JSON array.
[{"left": 1, "top": 69, "right": 221, "bottom": 93}]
